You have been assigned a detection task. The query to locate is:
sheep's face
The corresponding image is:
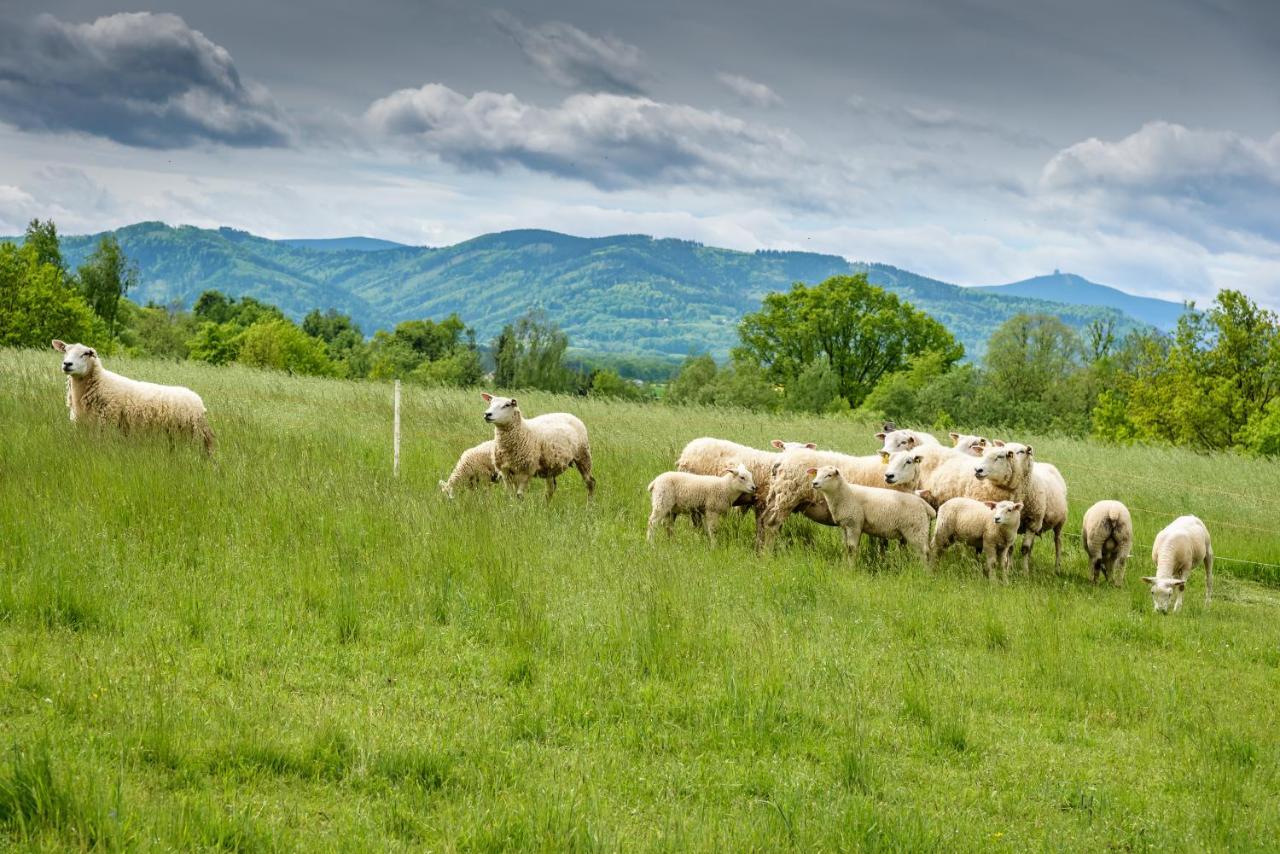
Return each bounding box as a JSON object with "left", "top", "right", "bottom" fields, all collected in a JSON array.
[
  {"left": 985, "top": 500, "right": 1023, "bottom": 527},
  {"left": 807, "top": 465, "right": 841, "bottom": 492},
  {"left": 725, "top": 463, "right": 756, "bottom": 495},
  {"left": 52, "top": 340, "right": 97, "bottom": 376},
  {"left": 975, "top": 447, "right": 1016, "bottom": 482},
  {"left": 876, "top": 429, "right": 925, "bottom": 454},
  {"left": 884, "top": 452, "right": 922, "bottom": 486},
  {"left": 1143, "top": 577, "right": 1186, "bottom": 614},
  {"left": 950, "top": 433, "right": 988, "bottom": 456},
  {"left": 481, "top": 393, "right": 519, "bottom": 425}
]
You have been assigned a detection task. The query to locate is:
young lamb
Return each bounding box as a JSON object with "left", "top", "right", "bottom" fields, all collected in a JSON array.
[
  {"left": 647, "top": 463, "right": 756, "bottom": 545},
  {"left": 807, "top": 465, "right": 936, "bottom": 559},
  {"left": 52, "top": 339, "right": 215, "bottom": 455},
  {"left": 930, "top": 498, "right": 1023, "bottom": 583},
  {"left": 1081, "top": 500, "right": 1133, "bottom": 585},
  {"left": 1144, "top": 515, "right": 1213, "bottom": 614},
  {"left": 877, "top": 429, "right": 942, "bottom": 455},
  {"left": 676, "top": 437, "right": 814, "bottom": 528},
  {"left": 438, "top": 440, "right": 501, "bottom": 498},
  {"left": 481, "top": 393, "right": 594, "bottom": 501},
  {"left": 758, "top": 447, "right": 903, "bottom": 551}
]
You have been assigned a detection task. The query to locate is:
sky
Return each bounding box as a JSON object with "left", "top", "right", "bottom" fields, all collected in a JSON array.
[{"left": 1, "top": 0, "right": 1278, "bottom": 305}]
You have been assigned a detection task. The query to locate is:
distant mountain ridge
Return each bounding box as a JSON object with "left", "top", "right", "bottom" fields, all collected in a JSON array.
[
  {"left": 972, "top": 272, "right": 1184, "bottom": 331},
  {"left": 21, "top": 222, "right": 1178, "bottom": 358}
]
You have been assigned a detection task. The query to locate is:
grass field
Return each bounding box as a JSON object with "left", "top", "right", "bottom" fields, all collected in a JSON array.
[{"left": 2, "top": 347, "right": 1279, "bottom": 851}]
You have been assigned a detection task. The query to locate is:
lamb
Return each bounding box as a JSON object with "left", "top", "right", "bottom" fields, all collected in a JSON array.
[
  {"left": 877, "top": 428, "right": 942, "bottom": 454},
  {"left": 676, "top": 437, "right": 814, "bottom": 522},
  {"left": 52, "top": 339, "right": 214, "bottom": 455},
  {"left": 438, "top": 440, "right": 501, "bottom": 498},
  {"left": 758, "top": 447, "right": 903, "bottom": 550},
  {"left": 929, "top": 498, "right": 1023, "bottom": 583},
  {"left": 481, "top": 393, "right": 594, "bottom": 501},
  {"left": 807, "top": 465, "right": 936, "bottom": 559},
  {"left": 647, "top": 463, "right": 756, "bottom": 545},
  {"left": 1081, "top": 500, "right": 1133, "bottom": 585},
  {"left": 1144, "top": 515, "right": 1213, "bottom": 614}
]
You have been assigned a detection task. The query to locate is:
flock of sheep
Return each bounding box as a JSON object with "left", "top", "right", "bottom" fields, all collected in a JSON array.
[{"left": 51, "top": 340, "right": 1214, "bottom": 614}]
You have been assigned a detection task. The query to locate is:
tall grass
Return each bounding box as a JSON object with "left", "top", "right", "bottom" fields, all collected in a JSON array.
[{"left": 1, "top": 347, "right": 1278, "bottom": 849}]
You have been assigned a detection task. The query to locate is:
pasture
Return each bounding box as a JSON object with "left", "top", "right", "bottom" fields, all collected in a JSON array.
[{"left": 1, "top": 348, "right": 1278, "bottom": 850}]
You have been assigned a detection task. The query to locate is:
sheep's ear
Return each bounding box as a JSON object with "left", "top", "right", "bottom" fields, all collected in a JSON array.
[
  {"left": 1012, "top": 502, "right": 1023, "bottom": 511},
  {"left": 1172, "top": 580, "right": 1187, "bottom": 590},
  {"left": 509, "top": 397, "right": 517, "bottom": 407},
  {"left": 480, "top": 392, "right": 493, "bottom": 402},
  {"left": 879, "top": 451, "right": 890, "bottom": 463},
  {"left": 912, "top": 454, "right": 922, "bottom": 464},
  {"left": 1142, "top": 576, "right": 1157, "bottom": 586},
  {"left": 875, "top": 432, "right": 886, "bottom": 441},
  {"left": 85, "top": 348, "right": 96, "bottom": 357},
  {"left": 771, "top": 439, "right": 784, "bottom": 449},
  {"left": 992, "top": 439, "right": 1005, "bottom": 447},
  {"left": 52, "top": 339, "right": 67, "bottom": 352},
  {"left": 949, "top": 432, "right": 960, "bottom": 443},
  {"left": 1005, "top": 450, "right": 1015, "bottom": 459},
  {"left": 804, "top": 442, "right": 816, "bottom": 449},
  {"left": 967, "top": 445, "right": 984, "bottom": 457},
  {"left": 983, "top": 501, "right": 997, "bottom": 510},
  {"left": 1024, "top": 445, "right": 1034, "bottom": 456},
  {"left": 805, "top": 468, "right": 818, "bottom": 477},
  {"left": 915, "top": 489, "right": 932, "bottom": 501}
]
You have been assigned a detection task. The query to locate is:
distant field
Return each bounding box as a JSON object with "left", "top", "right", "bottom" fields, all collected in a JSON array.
[{"left": 1, "top": 348, "right": 1278, "bottom": 850}]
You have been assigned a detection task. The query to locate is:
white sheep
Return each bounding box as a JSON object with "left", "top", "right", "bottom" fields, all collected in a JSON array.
[
  {"left": 647, "top": 463, "right": 757, "bottom": 545},
  {"left": 52, "top": 339, "right": 214, "bottom": 455},
  {"left": 1144, "top": 515, "right": 1213, "bottom": 613},
  {"left": 876, "top": 428, "right": 942, "bottom": 455},
  {"left": 481, "top": 393, "right": 594, "bottom": 501},
  {"left": 948, "top": 432, "right": 989, "bottom": 457},
  {"left": 930, "top": 498, "right": 1023, "bottom": 583},
  {"left": 1031, "top": 460, "right": 1068, "bottom": 569},
  {"left": 758, "top": 447, "right": 903, "bottom": 551},
  {"left": 438, "top": 440, "right": 501, "bottom": 498},
  {"left": 676, "top": 437, "right": 814, "bottom": 529},
  {"left": 1081, "top": 500, "right": 1133, "bottom": 585},
  {"left": 807, "top": 465, "right": 935, "bottom": 559}
]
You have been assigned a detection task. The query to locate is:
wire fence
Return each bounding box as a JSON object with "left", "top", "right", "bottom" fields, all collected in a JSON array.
[{"left": 1059, "top": 459, "right": 1280, "bottom": 507}]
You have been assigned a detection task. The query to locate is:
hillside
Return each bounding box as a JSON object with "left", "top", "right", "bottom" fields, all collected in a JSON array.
[
  {"left": 972, "top": 272, "right": 1186, "bottom": 331},
  {"left": 46, "top": 223, "right": 1156, "bottom": 358}
]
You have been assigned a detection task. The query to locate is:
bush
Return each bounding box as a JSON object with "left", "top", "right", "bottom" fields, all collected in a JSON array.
[{"left": 236, "top": 319, "right": 337, "bottom": 377}]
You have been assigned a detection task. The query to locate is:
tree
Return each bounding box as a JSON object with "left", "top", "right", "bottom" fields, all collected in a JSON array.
[
  {"left": 24, "top": 219, "right": 65, "bottom": 276},
  {"left": 589, "top": 369, "right": 645, "bottom": 401},
  {"left": 0, "top": 241, "right": 98, "bottom": 348},
  {"left": 77, "top": 235, "right": 136, "bottom": 340},
  {"left": 781, "top": 356, "right": 846, "bottom": 414},
  {"left": 666, "top": 354, "right": 718, "bottom": 404},
  {"left": 736, "top": 274, "right": 962, "bottom": 408},
  {"left": 488, "top": 310, "right": 576, "bottom": 392},
  {"left": 303, "top": 308, "right": 362, "bottom": 343},
  {"left": 982, "top": 313, "right": 1090, "bottom": 431},
  {"left": 236, "top": 319, "right": 337, "bottom": 376}
]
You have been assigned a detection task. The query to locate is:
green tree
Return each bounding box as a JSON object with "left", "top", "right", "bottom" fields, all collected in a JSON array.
[
  {"left": 77, "top": 235, "right": 136, "bottom": 340},
  {"left": 666, "top": 354, "right": 718, "bottom": 404},
  {"left": 983, "top": 313, "right": 1089, "bottom": 431},
  {"left": 0, "top": 241, "right": 98, "bottom": 348},
  {"left": 488, "top": 310, "right": 575, "bottom": 392},
  {"left": 737, "top": 274, "right": 962, "bottom": 408},
  {"left": 781, "top": 356, "right": 846, "bottom": 414},
  {"left": 187, "top": 321, "right": 244, "bottom": 365},
  {"left": 236, "top": 319, "right": 336, "bottom": 376},
  {"left": 24, "top": 219, "right": 66, "bottom": 276},
  {"left": 589, "top": 369, "right": 645, "bottom": 401}
]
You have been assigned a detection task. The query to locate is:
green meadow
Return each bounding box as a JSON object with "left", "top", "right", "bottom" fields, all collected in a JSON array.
[{"left": 1, "top": 347, "right": 1278, "bottom": 851}]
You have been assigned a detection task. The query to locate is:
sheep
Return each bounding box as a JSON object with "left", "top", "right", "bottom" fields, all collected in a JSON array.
[
  {"left": 948, "top": 432, "right": 989, "bottom": 457},
  {"left": 807, "top": 465, "right": 936, "bottom": 559},
  {"left": 929, "top": 498, "right": 1023, "bottom": 583},
  {"left": 481, "top": 393, "right": 594, "bottom": 501},
  {"left": 647, "top": 463, "right": 756, "bottom": 545},
  {"left": 52, "top": 339, "right": 214, "bottom": 455},
  {"left": 676, "top": 437, "right": 814, "bottom": 526},
  {"left": 1081, "top": 500, "right": 1133, "bottom": 585},
  {"left": 876, "top": 428, "right": 942, "bottom": 455},
  {"left": 438, "top": 440, "right": 501, "bottom": 498},
  {"left": 1032, "top": 460, "right": 1068, "bottom": 569},
  {"left": 882, "top": 444, "right": 975, "bottom": 496},
  {"left": 1144, "top": 515, "right": 1213, "bottom": 614}
]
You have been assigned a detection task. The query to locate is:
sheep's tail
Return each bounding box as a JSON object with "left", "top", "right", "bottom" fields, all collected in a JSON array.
[{"left": 647, "top": 478, "right": 657, "bottom": 493}]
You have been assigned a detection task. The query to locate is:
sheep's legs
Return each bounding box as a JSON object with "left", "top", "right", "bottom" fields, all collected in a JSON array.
[
  {"left": 1113, "top": 556, "right": 1128, "bottom": 587},
  {"left": 1204, "top": 551, "right": 1214, "bottom": 606},
  {"left": 703, "top": 512, "right": 720, "bottom": 546},
  {"left": 574, "top": 451, "right": 596, "bottom": 500},
  {"left": 545, "top": 477, "right": 557, "bottom": 502},
  {"left": 1053, "top": 526, "right": 1063, "bottom": 569},
  {"left": 841, "top": 524, "right": 861, "bottom": 561}
]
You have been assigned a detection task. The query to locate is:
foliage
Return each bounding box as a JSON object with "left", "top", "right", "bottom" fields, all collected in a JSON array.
[
  {"left": 737, "top": 274, "right": 963, "bottom": 408},
  {"left": 76, "top": 235, "right": 136, "bottom": 340},
  {"left": 491, "top": 310, "right": 578, "bottom": 393},
  {"left": 588, "top": 369, "right": 647, "bottom": 401},
  {"left": 236, "top": 319, "right": 338, "bottom": 377},
  {"left": 0, "top": 241, "right": 99, "bottom": 348}
]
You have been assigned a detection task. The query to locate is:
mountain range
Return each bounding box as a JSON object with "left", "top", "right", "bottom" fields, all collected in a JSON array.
[{"left": 31, "top": 222, "right": 1185, "bottom": 359}]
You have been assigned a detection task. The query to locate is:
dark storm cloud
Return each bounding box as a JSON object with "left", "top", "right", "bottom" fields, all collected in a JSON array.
[
  {"left": 0, "top": 11, "right": 290, "bottom": 148},
  {"left": 492, "top": 10, "right": 648, "bottom": 94}
]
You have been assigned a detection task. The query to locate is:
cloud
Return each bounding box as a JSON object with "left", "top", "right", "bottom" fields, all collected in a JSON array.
[
  {"left": 492, "top": 11, "right": 647, "bottom": 94},
  {"left": 847, "top": 94, "right": 1048, "bottom": 148},
  {"left": 0, "top": 12, "right": 290, "bottom": 148},
  {"left": 716, "top": 73, "right": 783, "bottom": 108},
  {"left": 363, "top": 84, "right": 829, "bottom": 205}
]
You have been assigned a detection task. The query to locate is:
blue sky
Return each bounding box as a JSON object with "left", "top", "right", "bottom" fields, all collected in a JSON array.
[{"left": 1, "top": 0, "right": 1278, "bottom": 306}]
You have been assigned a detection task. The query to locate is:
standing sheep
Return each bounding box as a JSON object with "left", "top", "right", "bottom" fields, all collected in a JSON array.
[
  {"left": 481, "top": 393, "right": 595, "bottom": 501},
  {"left": 647, "top": 463, "right": 757, "bottom": 545},
  {"left": 438, "top": 440, "right": 501, "bottom": 498},
  {"left": 807, "top": 466, "right": 936, "bottom": 559},
  {"left": 676, "top": 437, "right": 814, "bottom": 529},
  {"left": 52, "top": 340, "right": 215, "bottom": 455},
  {"left": 1144, "top": 515, "right": 1213, "bottom": 614},
  {"left": 759, "top": 447, "right": 902, "bottom": 551},
  {"left": 930, "top": 498, "right": 1023, "bottom": 583},
  {"left": 1081, "top": 500, "right": 1133, "bottom": 585}
]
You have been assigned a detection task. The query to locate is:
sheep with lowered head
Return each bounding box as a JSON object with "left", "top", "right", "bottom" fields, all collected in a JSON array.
[
  {"left": 438, "top": 440, "right": 501, "bottom": 498},
  {"left": 1081, "top": 500, "right": 1133, "bottom": 585},
  {"left": 930, "top": 498, "right": 1022, "bottom": 583},
  {"left": 52, "top": 339, "right": 214, "bottom": 455},
  {"left": 807, "top": 465, "right": 936, "bottom": 559},
  {"left": 481, "top": 393, "right": 594, "bottom": 501},
  {"left": 647, "top": 463, "right": 756, "bottom": 545},
  {"left": 1144, "top": 515, "right": 1213, "bottom": 614}
]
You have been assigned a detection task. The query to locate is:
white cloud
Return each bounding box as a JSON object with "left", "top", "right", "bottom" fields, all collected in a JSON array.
[{"left": 716, "top": 73, "right": 783, "bottom": 108}]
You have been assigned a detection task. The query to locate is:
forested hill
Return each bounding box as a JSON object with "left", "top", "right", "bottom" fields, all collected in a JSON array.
[{"left": 41, "top": 222, "right": 1158, "bottom": 358}]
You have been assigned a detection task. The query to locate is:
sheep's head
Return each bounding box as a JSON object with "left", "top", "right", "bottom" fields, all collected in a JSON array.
[
  {"left": 1143, "top": 576, "right": 1186, "bottom": 614},
  {"left": 771, "top": 439, "right": 817, "bottom": 451},
  {"left": 723, "top": 462, "right": 756, "bottom": 495},
  {"left": 52, "top": 340, "right": 98, "bottom": 377},
  {"left": 975, "top": 447, "right": 1016, "bottom": 483},
  {"left": 481, "top": 393, "right": 519, "bottom": 425},
  {"left": 877, "top": 429, "right": 928, "bottom": 455},
  {"left": 884, "top": 451, "right": 923, "bottom": 486},
  {"left": 985, "top": 500, "right": 1023, "bottom": 527},
  {"left": 807, "top": 465, "right": 841, "bottom": 492},
  {"left": 950, "top": 433, "right": 989, "bottom": 456}
]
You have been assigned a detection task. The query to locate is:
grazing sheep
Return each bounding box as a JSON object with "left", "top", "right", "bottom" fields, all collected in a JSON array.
[
  {"left": 948, "top": 432, "right": 989, "bottom": 456},
  {"left": 1081, "top": 500, "right": 1133, "bottom": 585},
  {"left": 759, "top": 447, "right": 902, "bottom": 550},
  {"left": 438, "top": 440, "right": 501, "bottom": 498},
  {"left": 930, "top": 498, "right": 1023, "bottom": 583},
  {"left": 481, "top": 393, "right": 594, "bottom": 501},
  {"left": 877, "top": 428, "right": 942, "bottom": 454},
  {"left": 1144, "top": 515, "right": 1213, "bottom": 614},
  {"left": 52, "top": 339, "right": 214, "bottom": 455},
  {"left": 676, "top": 437, "right": 814, "bottom": 528},
  {"left": 807, "top": 466, "right": 936, "bottom": 559},
  {"left": 647, "top": 463, "right": 756, "bottom": 545}
]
